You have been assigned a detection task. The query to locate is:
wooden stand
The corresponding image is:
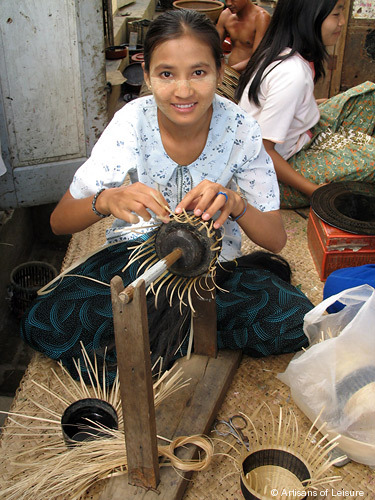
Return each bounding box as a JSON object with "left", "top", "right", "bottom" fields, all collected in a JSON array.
[
  {"left": 111, "top": 277, "right": 160, "bottom": 489},
  {"left": 102, "top": 276, "right": 241, "bottom": 499}
]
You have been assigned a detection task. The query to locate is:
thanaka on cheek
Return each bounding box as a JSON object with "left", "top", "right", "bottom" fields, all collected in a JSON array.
[{"left": 149, "top": 75, "right": 218, "bottom": 94}]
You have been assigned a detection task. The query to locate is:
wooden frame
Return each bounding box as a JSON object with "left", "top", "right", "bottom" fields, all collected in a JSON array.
[{"left": 107, "top": 276, "right": 242, "bottom": 499}]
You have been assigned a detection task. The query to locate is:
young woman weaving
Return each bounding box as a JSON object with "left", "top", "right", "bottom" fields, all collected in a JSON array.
[{"left": 21, "top": 10, "right": 313, "bottom": 380}]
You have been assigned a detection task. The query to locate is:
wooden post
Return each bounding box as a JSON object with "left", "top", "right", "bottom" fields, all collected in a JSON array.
[
  {"left": 110, "top": 276, "right": 160, "bottom": 490},
  {"left": 192, "top": 277, "right": 217, "bottom": 358},
  {"left": 329, "top": 0, "right": 352, "bottom": 96}
]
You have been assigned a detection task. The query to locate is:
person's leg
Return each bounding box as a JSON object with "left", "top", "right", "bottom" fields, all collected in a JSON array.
[
  {"left": 315, "top": 81, "right": 375, "bottom": 136},
  {"left": 21, "top": 231, "right": 195, "bottom": 381},
  {"left": 215, "top": 264, "right": 312, "bottom": 356},
  {"left": 280, "top": 138, "right": 375, "bottom": 208},
  {"left": 279, "top": 82, "right": 375, "bottom": 209},
  {"left": 20, "top": 238, "right": 149, "bottom": 383}
]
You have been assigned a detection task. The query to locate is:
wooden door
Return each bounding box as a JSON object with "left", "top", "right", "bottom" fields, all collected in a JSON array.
[
  {"left": 340, "top": 0, "right": 375, "bottom": 90},
  {"left": 0, "top": 0, "right": 108, "bottom": 209}
]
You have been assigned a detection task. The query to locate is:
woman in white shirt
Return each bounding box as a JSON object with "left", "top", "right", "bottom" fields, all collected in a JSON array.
[
  {"left": 21, "top": 9, "right": 313, "bottom": 381},
  {"left": 236, "top": 0, "right": 375, "bottom": 208}
]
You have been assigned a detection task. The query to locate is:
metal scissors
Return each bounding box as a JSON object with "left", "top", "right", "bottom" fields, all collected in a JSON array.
[{"left": 213, "top": 414, "right": 250, "bottom": 450}]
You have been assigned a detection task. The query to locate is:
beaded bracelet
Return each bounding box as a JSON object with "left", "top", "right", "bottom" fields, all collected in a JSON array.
[
  {"left": 229, "top": 195, "right": 247, "bottom": 222},
  {"left": 92, "top": 188, "right": 110, "bottom": 218}
]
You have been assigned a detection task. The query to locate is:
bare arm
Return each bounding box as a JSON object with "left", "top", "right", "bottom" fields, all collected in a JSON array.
[
  {"left": 175, "top": 180, "right": 286, "bottom": 254},
  {"left": 252, "top": 10, "right": 270, "bottom": 54},
  {"left": 263, "top": 139, "right": 320, "bottom": 198},
  {"left": 237, "top": 204, "right": 286, "bottom": 253},
  {"left": 50, "top": 183, "right": 170, "bottom": 235},
  {"left": 231, "top": 57, "right": 250, "bottom": 73},
  {"left": 216, "top": 10, "right": 229, "bottom": 43}
]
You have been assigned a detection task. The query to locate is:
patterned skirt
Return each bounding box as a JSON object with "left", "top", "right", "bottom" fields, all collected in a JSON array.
[
  {"left": 280, "top": 81, "right": 375, "bottom": 208},
  {"left": 20, "top": 236, "right": 313, "bottom": 382}
]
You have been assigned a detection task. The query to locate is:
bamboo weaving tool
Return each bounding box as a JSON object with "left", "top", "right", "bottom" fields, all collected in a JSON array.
[{"left": 106, "top": 219, "right": 242, "bottom": 499}]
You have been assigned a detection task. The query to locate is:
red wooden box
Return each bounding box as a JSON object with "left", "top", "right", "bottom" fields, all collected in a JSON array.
[{"left": 307, "top": 208, "right": 375, "bottom": 281}]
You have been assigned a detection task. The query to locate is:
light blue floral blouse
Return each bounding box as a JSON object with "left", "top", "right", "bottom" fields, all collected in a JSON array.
[{"left": 70, "top": 95, "right": 279, "bottom": 261}]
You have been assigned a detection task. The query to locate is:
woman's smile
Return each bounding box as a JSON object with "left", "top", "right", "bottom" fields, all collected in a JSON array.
[
  {"left": 144, "top": 34, "right": 223, "bottom": 130},
  {"left": 172, "top": 102, "right": 197, "bottom": 111}
]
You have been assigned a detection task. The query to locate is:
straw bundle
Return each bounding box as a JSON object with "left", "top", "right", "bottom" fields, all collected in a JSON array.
[
  {"left": 0, "top": 429, "right": 213, "bottom": 500},
  {"left": 0, "top": 346, "right": 213, "bottom": 500},
  {"left": 216, "top": 65, "right": 240, "bottom": 103}
]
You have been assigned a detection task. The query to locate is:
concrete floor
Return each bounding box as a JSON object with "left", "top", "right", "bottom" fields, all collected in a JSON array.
[{"left": 0, "top": 205, "right": 68, "bottom": 428}]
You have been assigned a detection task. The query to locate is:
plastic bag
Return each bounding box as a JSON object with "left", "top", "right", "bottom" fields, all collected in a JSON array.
[{"left": 278, "top": 284, "right": 375, "bottom": 466}]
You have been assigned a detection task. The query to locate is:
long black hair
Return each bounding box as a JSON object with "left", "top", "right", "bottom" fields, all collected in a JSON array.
[
  {"left": 235, "top": 0, "right": 338, "bottom": 105},
  {"left": 143, "top": 9, "right": 223, "bottom": 74}
]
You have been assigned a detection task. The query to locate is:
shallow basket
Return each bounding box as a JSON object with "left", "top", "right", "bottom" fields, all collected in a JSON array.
[{"left": 9, "top": 261, "right": 57, "bottom": 318}]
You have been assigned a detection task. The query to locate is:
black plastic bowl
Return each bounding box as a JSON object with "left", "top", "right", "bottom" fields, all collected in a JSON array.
[
  {"left": 61, "top": 398, "right": 118, "bottom": 447},
  {"left": 122, "top": 62, "right": 144, "bottom": 93}
]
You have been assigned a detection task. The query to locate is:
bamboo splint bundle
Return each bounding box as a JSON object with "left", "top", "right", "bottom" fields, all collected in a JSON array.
[{"left": 0, "top": 345, "right": 214, "bottom": 500}]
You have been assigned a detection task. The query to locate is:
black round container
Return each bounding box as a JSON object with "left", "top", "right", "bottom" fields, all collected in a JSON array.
[
  {"left": 155, "top": 215, "right": 222, "bottom": 277},
  {"left": 240, "top": 448, "right": 311, "bottom": 499},
  {"left": 122, "top": 62, "right": 144, "bottom": 94},
  {"left": 311, "top": 181, "right": 375, "bottom": 235},
  {"left": 61, "top": 398, "right": 118, "bottom": 447},
  {"left": 9, "top": 261, "right": 57, "bottom": 317}
]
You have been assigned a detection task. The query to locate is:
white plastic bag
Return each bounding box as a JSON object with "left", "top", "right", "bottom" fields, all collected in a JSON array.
[{"left": 278, "top": 284, "right": 375, "bottom": 465}]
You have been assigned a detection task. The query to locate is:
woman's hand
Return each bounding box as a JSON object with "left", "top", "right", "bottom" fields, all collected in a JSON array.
[
  {"left": 175, "top": 179, "right": 286, "bottom": 253},
  {"left": 51, "top": 183, "right": 170, "bottom": 235},
  {"left": 175, "top": 180, "right": 244, "bottom": 229},
  {"left": 95, "top": 183, "right": 170, "bottom": 224}
]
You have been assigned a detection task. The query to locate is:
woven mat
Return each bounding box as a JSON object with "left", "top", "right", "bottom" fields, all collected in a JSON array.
[{"left": 1, "top": 210, "right": 373, "bottom": 499}]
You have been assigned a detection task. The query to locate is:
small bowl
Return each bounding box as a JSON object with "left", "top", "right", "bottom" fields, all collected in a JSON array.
[
  {"left": 131, "top": 52, "right": 145, "bottom": 63},
  {"left": 61, "top": 398, "right": 118, "bottom": 447},
  {"left": 222, "top": 37, "right": 232, "bottom": 54},
  {"left": 172, "top": 0, "right": 224, "bottom": 23},
  {"left": 105, "top": 45, "right": 128, "bottom": 60}
]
